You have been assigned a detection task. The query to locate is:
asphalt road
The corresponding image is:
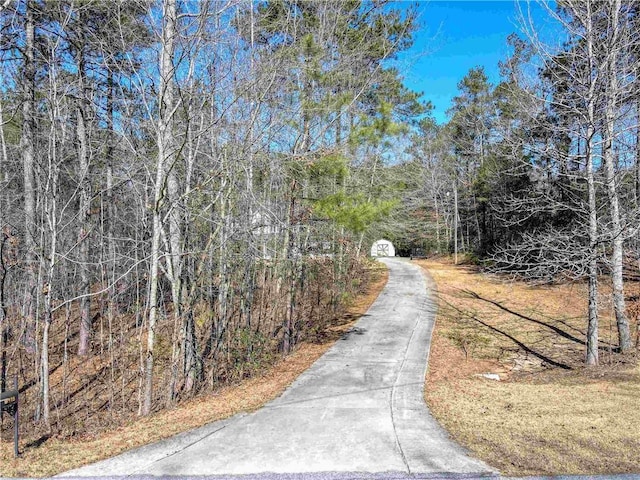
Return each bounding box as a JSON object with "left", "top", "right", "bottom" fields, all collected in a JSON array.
[{"left": 61, "top": 258, "right": 493, "bottom": 477}]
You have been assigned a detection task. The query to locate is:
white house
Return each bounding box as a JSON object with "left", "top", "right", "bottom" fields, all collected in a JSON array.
[{"left": 370, "top": 239, "right": 395, "bottom": 257}]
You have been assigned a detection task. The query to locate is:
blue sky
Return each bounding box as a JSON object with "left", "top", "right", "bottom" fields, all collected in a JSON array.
[{"left": 398, "top": 1, "right": 552, "bottom": 124}]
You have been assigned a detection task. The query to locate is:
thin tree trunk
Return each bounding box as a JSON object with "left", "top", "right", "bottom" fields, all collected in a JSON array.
[
  {"left": 435, "top": 192, "right": 440, "bottom": 252},
  {"left": 166, "top": 150, "right": 182, "bottom": 406},
  {"left": 635, "top": 98, "right": 640, "bottom": 209},
  {"left": 105, "top": 69, "right": 117, "bottom": 402},
  {"left": 181, "top": 107, "right": 198, "bottom": 394},
  {"left": 586, "top": 131, "right": 599, "bottom": 365},
  {"left": 143, "top": 0, "right": 177, "bottom": 416},
  {"left": 281, "top": 180, "right": 296, "bottom": 355},
  {"left": 21, "top": 0, "right": 37, "bottom": 347},
  {"left": 601, "top": 0, "right": 631, "bottom": 352},
  {"left": 76, "top": 45, "right": 92, "bottom": 355},
  {"left": 106, "top": 68, "right": 117, "bottom": 314},
  {"left": 41, "top": 140, "right": 59, "bottom": 427},
  {"left": 0, "top": 96, "right": 8, "bottom": 215},
  {"left": 454, "top": 180, "right": 458, "bottom": 264},
  {"left": 0, "top": 231, "right": 8, "bottom": 397},
  {"left": 585, "top": 0, "right": 599, "bottom": 366}
]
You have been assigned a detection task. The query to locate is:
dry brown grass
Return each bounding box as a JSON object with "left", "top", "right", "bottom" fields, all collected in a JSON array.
[
  {"left": 419, "top": 258, "right": 640, "bottom": 476},
  {"left": 0, "top": 263, "right": 389, "bottom": 478}
]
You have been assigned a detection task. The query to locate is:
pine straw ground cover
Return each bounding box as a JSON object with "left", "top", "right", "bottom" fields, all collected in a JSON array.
[
  {"left": 418, "top": 258, "right": 640, "bottom": 476},
  {"left": 0, "top": 263, "right": 389, "bottom": 478}
]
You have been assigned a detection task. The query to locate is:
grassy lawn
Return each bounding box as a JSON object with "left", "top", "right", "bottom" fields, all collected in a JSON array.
[
  {"left": 0, "top": 263, "right": 388, "bottom": 478},
  {"left": 419, "top": 258, "right": 640, "bottom": 476}
]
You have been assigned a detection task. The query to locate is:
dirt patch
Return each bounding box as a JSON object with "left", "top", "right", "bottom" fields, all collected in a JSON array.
[
  {"left": 419, "top": 258, "right": 640, "bottom": 476},
  {"left": 0, "top": 264, "right": 389, "bottom": 478}
]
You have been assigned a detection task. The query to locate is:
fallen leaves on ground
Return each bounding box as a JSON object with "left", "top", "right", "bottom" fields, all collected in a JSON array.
[{"left": 0, "top": 265, "right": 389, "bottom": 478}]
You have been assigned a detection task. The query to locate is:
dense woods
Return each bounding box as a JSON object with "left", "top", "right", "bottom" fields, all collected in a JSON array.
[
  {"left": 392, "top": 1, "right": 640, "bottom": 366},
  {"left": 0, "top": 0, "right": 424, "bottom": 434},
  {"left": 1, "top": 0, "right": 640, "bottom": 445}
]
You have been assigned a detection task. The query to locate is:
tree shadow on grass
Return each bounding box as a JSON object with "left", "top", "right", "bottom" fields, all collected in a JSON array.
[
  {"left": 458, "top": 288, "right": 617, "bottom": 352},
  {"left": 25, "top": 433, "right": 51, "bottom": 449},
  {"left": 441, "top": 296, "right": 572, "bottom": 370}
]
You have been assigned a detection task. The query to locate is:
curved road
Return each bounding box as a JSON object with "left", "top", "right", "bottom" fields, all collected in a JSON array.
[{"left": 63, "top": 258, "right": 493, "bottom": 477}]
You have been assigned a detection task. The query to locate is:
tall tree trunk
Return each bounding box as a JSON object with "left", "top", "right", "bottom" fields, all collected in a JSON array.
[
  {"left": 166, "top": 152, "right": 182, "bottom": 406},
  {"left": 40, "top": 130, "right": 59, "bottom": 426},
  {"left": 585, "top": 0, "right": 599, "bottom": 366},
  {"left": 164, "top": 0, "right": 185, "bottom": 405},
  {"left": 586, "top": 132, "right": 599, "bottom": 365},
  {"left": 142, "top": 0, "right": 177, "bottom": 416},
  {"left": 181, "top": 97, "right": 201, "bottom": 393},
  {"left": 0, "top": 96, "right": 8, "bottom": 216},
  {"left": 21, "top": 0, "right": 37, "bottom": 347},
  {"left": 104, "top": 67, "right": 117, "bottom": 407},
  {"left": 454, "top": 179, "right": 459, "bottom": 265},
  {"left": 635, "top": 98, "right": 640, "bottom": 209},
  {"left": 41, "top": 227, "right": 56, "bottom": 428},
  {"left": 0, "top": 231, "right": 9, "bottom": 397},
  {"left": 106, "top": 68, "right": 116, "bottom": 314},
  {"left": 0, "top": 88, "right": 7, "bottom": 394},
  {"left": 76, "top": 44, "right": 92, "bottom": 356},
  {"left": 602, "top": 0, "right": 631, "bottom": 353},
  {"left": 281, "top": 179, "right": 296, "bottom": 355}
]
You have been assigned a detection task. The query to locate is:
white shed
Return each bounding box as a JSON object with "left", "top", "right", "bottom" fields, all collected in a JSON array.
[{"left": 370, "top": 239, "right": 395, "bottom": 257}]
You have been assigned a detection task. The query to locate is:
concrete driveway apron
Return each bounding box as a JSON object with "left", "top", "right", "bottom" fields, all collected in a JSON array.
[{"left": 62, "top": 257, "right": 493, "bottom": 477}]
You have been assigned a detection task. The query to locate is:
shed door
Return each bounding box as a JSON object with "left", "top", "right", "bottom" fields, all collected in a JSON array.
[{"left": 376, "top": 243, "right": 389, "bottom": 256}]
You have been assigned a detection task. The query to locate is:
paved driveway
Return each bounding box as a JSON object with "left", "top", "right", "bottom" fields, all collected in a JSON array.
[{"left": 62, "top": 257, "right": 493, "bottom": 477}]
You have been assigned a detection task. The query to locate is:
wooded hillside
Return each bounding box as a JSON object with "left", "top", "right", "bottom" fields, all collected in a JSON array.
[{"left": 0, "top": 0, "right": 424, "bottom": 434}]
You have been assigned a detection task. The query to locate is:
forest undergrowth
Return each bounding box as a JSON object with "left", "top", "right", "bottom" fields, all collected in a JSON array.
[
  {"left": 0, "top": 259, "right": 388, "bottom": 477},
  {"left": 421, "top": 258, "right": 640, "bottom": 476}
]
